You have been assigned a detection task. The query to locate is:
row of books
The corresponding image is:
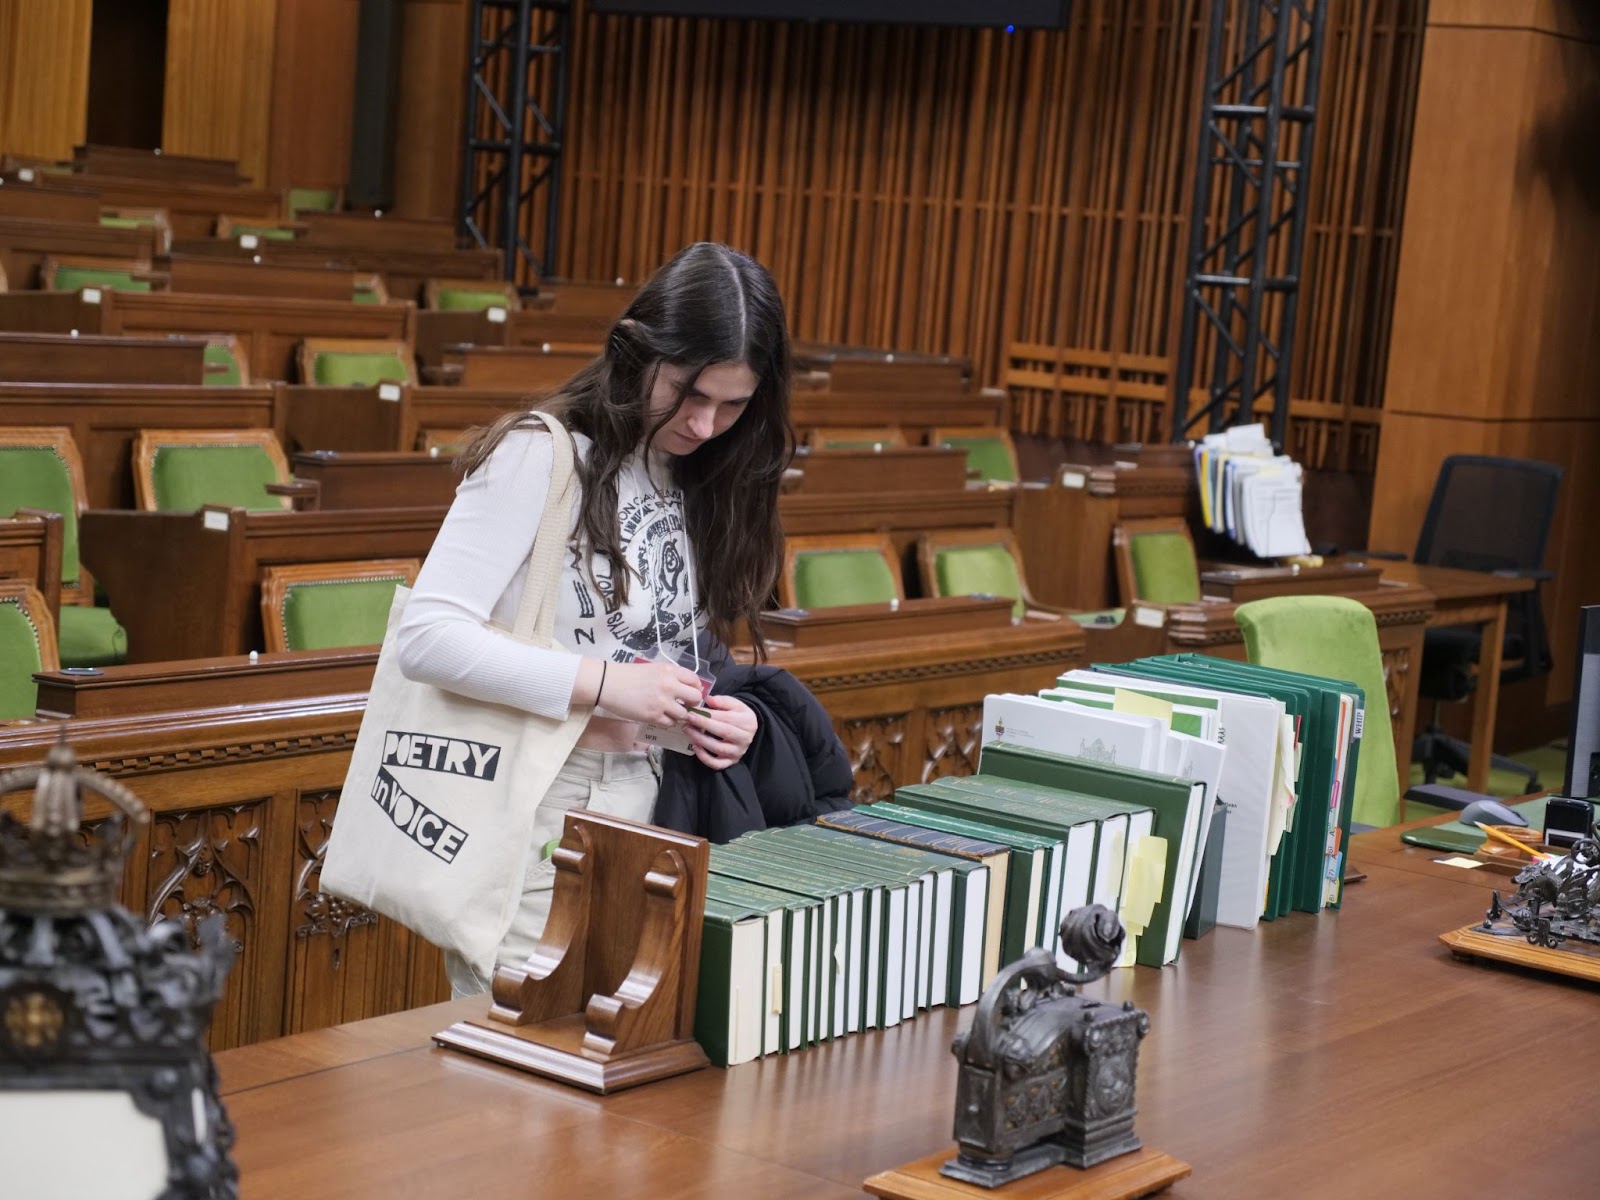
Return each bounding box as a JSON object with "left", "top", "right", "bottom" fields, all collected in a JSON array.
[{"left": 693, "top": 655, "right": 1369, "bottom": 1066}]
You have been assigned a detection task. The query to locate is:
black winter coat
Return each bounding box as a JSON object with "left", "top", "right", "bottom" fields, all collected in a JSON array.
[{"left": 652, "top": 663, "right": 855, "bottom": 843}]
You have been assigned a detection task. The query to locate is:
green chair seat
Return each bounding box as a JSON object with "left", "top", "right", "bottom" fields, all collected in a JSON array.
[
  {"left": 99, "top": 215, "right": 155, "bottom": 230},
  {"left": 280, "top": 577, "right": 407, "bottom": 650},
  {"left": 942, "top": 437, "right": 1017, "bottom": 483},
  {"left": 933, "top": 544, "right": 1025, "bottom": 619},
  {"left": 202, "top": 342, "right": 243, "bottom": 387},
  {"left": 352, "top": 285, "right": 384, "bottom": 305},
  {"left": 0, "top": 596, "right": 47, "bottom": 720},
  {"left": 58, "top": 604, "right": 127, "bottom": 667},
  {"left": 435, "top": 287, "right": 513, "bottom": 312},
  {"left": 1129, "top": 531, "right": 1201, "bottom": 604},
  {"left": 311, "top": 352, "right": 411, "bottom": 387},
  {"left": 0, "top": 444, "right": 82, "bottom": 589},
  {"left": 1235, "top": 595, "right": 1401, "bottom": 827},
  {"left": 149, "top": 444, "right": 283, "bottom": 512},
  {"left": 53, "top": 265, "right": 151, "bottom": 293},
  {"left": 791, "top": 550, "right": 898, "bottom": 609}
]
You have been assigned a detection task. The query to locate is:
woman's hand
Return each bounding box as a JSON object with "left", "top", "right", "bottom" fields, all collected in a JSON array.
[
  {"left": 590, "top": 659, "right": 707, "bottom": 727},
  {"left": 685, "top": 694, "right": 758, "bottom": 771}
]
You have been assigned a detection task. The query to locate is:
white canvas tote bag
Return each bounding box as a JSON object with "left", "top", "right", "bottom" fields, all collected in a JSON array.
[{"left": 319, "top": 412, "right": 590, "bottom": 977}]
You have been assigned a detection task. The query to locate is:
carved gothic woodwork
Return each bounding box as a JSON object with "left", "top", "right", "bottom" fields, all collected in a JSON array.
[{"left": 923, "top": 704, "right": 982, "bottom": 782}]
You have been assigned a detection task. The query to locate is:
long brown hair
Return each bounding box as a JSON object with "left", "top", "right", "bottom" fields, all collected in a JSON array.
[{"left": 459, "top": 243, "right": 794, "bottom": 652}]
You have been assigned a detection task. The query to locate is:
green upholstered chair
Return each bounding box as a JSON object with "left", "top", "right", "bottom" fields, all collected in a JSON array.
[
  {"left": 917, "top": 528, "right": 1065, "bottom": 621},
  {"left": 424, "top": 277, "right": 521, "bottom": 312},
  {"left": 286, "top": 185, "right": 340, "bottom": 215},
  {"left": 43, "top": 256, "right": 158, "bottom": 294},
  {"left": 780, "top": 535, "right": 902, "bottom": 610},
  {"left": 1235, "top": 594, "right": 1402, "bottom": 828},
  {"left": 1113, "top": 518, "right": 1202, "bottom": 605},
  {"left": 0, "top": 430, "right": 127, "bottom": 667},
  {"left": 803, "top": 427, "right": 908, "bottom": 450},
  {"left": 260, "top": 560, "right": 420, "bottom": 652},
  {"left": 201, "top": 337, "right": 247, "bottom": 386},
  {"left": 298, "top": 339, "right": 417, "bottom": 387},
  {"left": 97, "top": 207, "right": 172, "bottom": 253},
  {"left": 928, "top": 426, "right": 1020, "bottom": 484},
  {"left": 133, "top": 429, "right": 293, "bottom": 513},
  {"left": 0, "top": 582, "right": 58, "bottom": 721},
  {"left": 217, "top": 216, "right": 300, "bottom": 241}
]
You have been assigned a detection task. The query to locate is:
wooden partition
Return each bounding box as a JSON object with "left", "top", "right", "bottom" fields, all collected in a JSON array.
[
  {"left": 786, "top": 447, "right": 969, "bottom": 494},
  {"left": 0, "top": 511, "right": 64, "bottom": 619},
  {"left": 0, "top": 650, "right": 447, "bottom": 1052},
  {"left": 0, "top": 290, "right": 415, "bottom": 383},
  {"left": 791, "top": 389, "right": 1008, "bottom": 442},
  {"left": 289, "top": 451, "right": 458, "bottom": 509},
  {"left": 0, "top": 333, "right": 207, "bottom": 386},
  {"left": 27, "top": 171, "right": 284, "bottom": 239},
  {"left": 0, "top": 214, "right": 160, "bottom": 289},
  {"left": 164, "top": 255, "right": 362, "bottom": 303},
  {"left": 168, "top": 237, "right": 500, "bottom": 306},
  {"left": 0, "top": 382, "right": 278, "bottom": 508},
  {"left": 80, "top": 506, "right": 449, "bottom": 661},
  {"left": 277, "top": 384, "right": 529, "bottom": 454},
  {"left": 439, "top": 344, "right": 592, "bottom": 391}
]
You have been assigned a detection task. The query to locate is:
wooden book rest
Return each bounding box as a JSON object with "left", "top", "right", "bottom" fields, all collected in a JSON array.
[
  {"left": 865, "top": 1147, "right": 1190, "bottom": 1200},
  {"left": 434, "top": 811, "right": 711, "bottom": 1094}
]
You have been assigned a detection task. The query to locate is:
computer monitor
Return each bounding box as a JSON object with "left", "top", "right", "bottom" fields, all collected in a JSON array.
[{"left": 1564, "top": 605, "right": 1600, "bottom": 799}]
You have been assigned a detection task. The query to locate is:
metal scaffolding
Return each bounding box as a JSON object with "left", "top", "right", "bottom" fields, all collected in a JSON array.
[
  {"left": 460, "top": 0, "right": 571, "bottom": 282},
  {"left": 1170, "top": 0, "right": 1328, "bottom": 448}
]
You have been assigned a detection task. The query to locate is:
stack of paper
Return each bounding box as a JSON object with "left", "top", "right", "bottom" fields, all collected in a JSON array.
[{"left": 1194, "top": 423, "right": 1311, "bottom": 557}]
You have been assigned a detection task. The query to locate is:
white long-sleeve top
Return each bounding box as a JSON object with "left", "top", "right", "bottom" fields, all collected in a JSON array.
[{"left": 395, "top": 427, "right": 703, "bottom": 719}]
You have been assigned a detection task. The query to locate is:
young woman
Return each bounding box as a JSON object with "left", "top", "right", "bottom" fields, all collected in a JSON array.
[{"left": 395, "top": 242, "right": 793, "bottom": 994}]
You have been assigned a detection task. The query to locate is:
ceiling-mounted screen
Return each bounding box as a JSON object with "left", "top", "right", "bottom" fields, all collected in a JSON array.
[{"left": 588, "top": 2, "right": 1071, "bottom": 28}]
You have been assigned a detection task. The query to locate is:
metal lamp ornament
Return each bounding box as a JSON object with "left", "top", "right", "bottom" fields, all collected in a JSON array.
[{"left": 0, "top": 740, "right": 238, "bottom": 1200}]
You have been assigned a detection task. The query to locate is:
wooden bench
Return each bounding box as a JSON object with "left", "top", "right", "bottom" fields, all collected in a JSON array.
[
  {"left": 80, "top": 505, "right": 449, "bottom": 661},
  {"left": 0, "top": 290, "right": 415, "bottom": 383},
  {"left": 0, "top": 382, "right": 278, "bottom": 508},
  {"left": 0, "top": 332, "right": 208, "bottom": 386}
]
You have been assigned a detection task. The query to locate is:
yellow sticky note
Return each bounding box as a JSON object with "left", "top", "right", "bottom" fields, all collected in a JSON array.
[
  {"left": 1119, "top": 834, "right": 1168, "bottom": 936},
  {"left": 1113, "top": 689, "right": 1174, "bottom": 727}
]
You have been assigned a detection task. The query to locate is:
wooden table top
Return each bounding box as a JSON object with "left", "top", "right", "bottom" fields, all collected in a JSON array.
[
  {"left": 1361, "top": 558, "right": 1536, "bottom": 603},
  {"left": 213, "top": 846, "right": 1600, "bottom": 1199}
]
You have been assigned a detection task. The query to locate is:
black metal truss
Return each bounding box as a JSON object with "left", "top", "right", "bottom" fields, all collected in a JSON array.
[
  {"left": 460, "top": 0, "right": 571, "bottom": 282},
  {"left": 1171, "top": 0, "right": 1328, "bottom": 448}
]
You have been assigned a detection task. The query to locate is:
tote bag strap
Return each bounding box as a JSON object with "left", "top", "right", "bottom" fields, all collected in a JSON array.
[{"left": 509, "top": 410, "right": 579, "bottom": 645}]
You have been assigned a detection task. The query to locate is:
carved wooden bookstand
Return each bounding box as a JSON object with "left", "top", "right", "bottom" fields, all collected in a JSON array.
[{"left": 434, "top": 811, "right": 710, "bottom": 1094}]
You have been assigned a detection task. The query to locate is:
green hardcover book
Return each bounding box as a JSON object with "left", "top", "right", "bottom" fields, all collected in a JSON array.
[
  {"left": 977, "top": 741, "right": 1207, "bottom": 968},
  {"left": 865, "top": 801, "right": 1053, "bottom": 969},
  {"left": 706, "top": 866, "right": 821, "bottom": 1049},
  {"left": 816, "top": 807, "right": 1010, "bottom": 992},
  {"left": 713, "top": 839, "right": 892, "bottom": 1037},
  {"left": 704, "top": 875, "right": 813, "bottom": 1054},
  {"left": 731, "top": 830, "right": 923, "bottom": 1027},
  {"left": 766, "top": 822, "right": 988, "bottom": 1007},
  {"left": 695, "top": 895, "right": 769, "bottom": 1068},
  {"left": 710, "top": 845, "right": 852, "bottom": 1045}
]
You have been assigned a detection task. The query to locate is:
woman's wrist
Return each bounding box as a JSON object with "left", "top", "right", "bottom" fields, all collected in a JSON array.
[{"left": 571, "top": 655, "right": 605, "bottom": 707}]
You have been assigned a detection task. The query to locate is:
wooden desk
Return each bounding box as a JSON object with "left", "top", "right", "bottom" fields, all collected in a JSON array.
[
  {"left": 761, "top": 597, "right": 1016, "bottom": 648},
  {"left": 29, "top": 171, "right": 284, "bottom": 239},
  {"left": 276, "top": 384, "right": 529, "bottom": 454},
  {"left": 440, "top": 343, "right": 591, "bottom": 391},
  {"left": 0, "top": 332, "right": 207, "bottom": 386},
  {"left": 164, "top": 255, "right": 361, "bottom": 303},
  {"left": 788, "top": 446, "right": 970, "bottom": 494},
  {"left": 289, "top": 451, "right": 458, "bottom": 509},
  {"left": 792, "top": 390, "right": 1008, "bottom": 441},
  {"left": 79, "top": 505, "right": 449, "bottom": 661},
  {"left": 211, "top": 857, "right": 1598, "bottom": 1199},
  {"left": 0, "top": 213, "right": 159, "bottom": 287},
  {"left": 167, "top": 237, "right": 501, "bottom": 307},
  {"left": 1358, "top": 558, "right": 1537, "bottom": 795},
  {"left": 0, "top": 383, "right": 278, "bottom": 508}
]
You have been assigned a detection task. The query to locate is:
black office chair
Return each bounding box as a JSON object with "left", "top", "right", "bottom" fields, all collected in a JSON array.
[{"left": 1390, "top": 455, "right": 1564, "bottom": 806}]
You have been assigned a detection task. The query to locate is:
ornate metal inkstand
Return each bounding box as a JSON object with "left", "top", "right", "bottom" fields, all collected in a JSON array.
[
  {"left": 0, "top": 740, "right": 239, "bottom": 1200},
  {"left": 864, "top": 905, "right": 1190, "bottom": 1200},
  {"left": 1478, "top": 836, "right": 1600, "bottom": 951}
]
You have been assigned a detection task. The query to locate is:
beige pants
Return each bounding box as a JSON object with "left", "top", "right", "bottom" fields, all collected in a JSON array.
[{"left": 444, "top": 746, "right": 659, "bottom": 998}]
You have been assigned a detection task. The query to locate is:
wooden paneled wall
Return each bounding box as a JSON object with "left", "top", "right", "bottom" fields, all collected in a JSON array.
[
  {"left": 267, "top": 0, "right": 361, "bottom": 191},
  {"left": 163, "top": 0, "right": 279, "bottom": 185},
  {"left": 507, "top": 0, "right": 1424, "bottom": 429},
  {"left": 0, "top": 0, "right": 93, "bottom": 161},
  {"left": 394, "top": 0, "right": 470, "bottom": 219},
  {"left": 1371, "top": 0, "right": 1600, "bottom": 710}
]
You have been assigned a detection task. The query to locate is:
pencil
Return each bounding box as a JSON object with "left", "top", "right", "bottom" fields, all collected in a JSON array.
[{"left": 1472, "top": 821, "right": 1553, "bottom": 862}]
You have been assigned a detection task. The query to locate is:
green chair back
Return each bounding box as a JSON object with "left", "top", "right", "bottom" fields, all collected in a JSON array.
[
  {"left": 287, "top": 186, "right": 338, "bottom": 214},
  {"left": 791, "top": 550, "right": 898, "bottom": 609},
  {"left": 933, "top": 543, "right": 1025, "bottom": 619},
  {"left": 148, "top": 445, "right": 283, "bottom": 512},
  {"left": 202, "top": 342, "right": 243, "bottom": 387},
  {"left": 279, "top": 576, "right": 406, "bottom": 650},
  {"left": 1235, "top": 595, "right": 1401, "bottom": 827},
  {"left": 1129, "top": 531, "right": 1201, "bottom": 604},
  {"left": 52, "top": 265, "right": 151, "bottom": 293},
  {"left": 940, "top": 436, "right": 1017, "bottom": 483},
  {"left": 0, "top": 596, "right": 47, "bottom": 720},
  {"left": 98, "top": 214, "right": 155, "bottom": 230},
  {"left": 352, "top": 283, "right": 384, "bottom": 305},
  {"left": 57, "top": 605, "right": 127, "bottom": 668},
  {"left": 0, "top": 445, "right": 81, "bottom": 587},
  {"left": 435, "top": 286, "right": 513, "bottom": 312},
  {"left": 311, "top": 351, "right": 411, "bottom": 387}
]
